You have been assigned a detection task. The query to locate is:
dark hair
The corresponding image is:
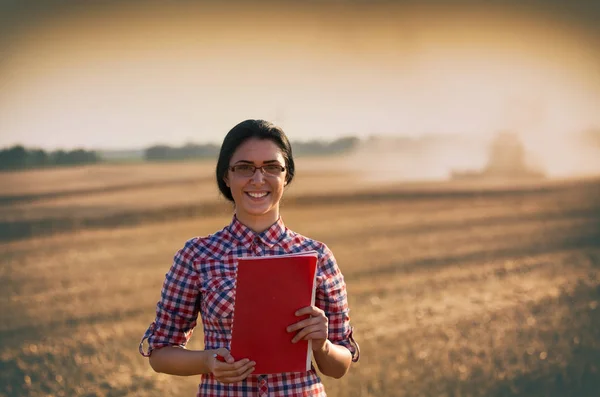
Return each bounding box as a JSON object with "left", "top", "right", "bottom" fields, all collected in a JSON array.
[{"left": 216, "top": 119, "right": 295, "bottom": 202}]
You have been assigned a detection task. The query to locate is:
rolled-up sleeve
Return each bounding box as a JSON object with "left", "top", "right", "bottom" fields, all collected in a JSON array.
[
  {"left": 316, "top": 245, "right": 360, "bottom": 362},
  {"left": 139, "top": 240, "right": 201, "bottom": 357}
]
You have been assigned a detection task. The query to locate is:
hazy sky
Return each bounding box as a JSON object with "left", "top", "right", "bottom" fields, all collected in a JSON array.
[{"left": 1, "top": 0, "right": 599, "bottom": 150}]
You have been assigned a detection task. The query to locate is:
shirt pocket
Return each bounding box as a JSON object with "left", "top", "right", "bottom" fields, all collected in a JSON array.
[{"left": 201, "top": 276, "right": 236, "bottom": 321}]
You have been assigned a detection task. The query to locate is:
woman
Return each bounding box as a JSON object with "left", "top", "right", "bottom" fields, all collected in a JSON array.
[{"left": 139, "top": 119, "right": 359, "bottom": 396}]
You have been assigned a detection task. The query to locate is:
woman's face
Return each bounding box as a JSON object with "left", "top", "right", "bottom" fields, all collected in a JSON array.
[{"left": 225, "top": 138, "right": 287, "bottom": 227}]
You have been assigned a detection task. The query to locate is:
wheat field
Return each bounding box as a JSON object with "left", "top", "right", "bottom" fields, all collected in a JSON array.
[{"left": 1, "top": 160, "right": 599, "bottom": 397}]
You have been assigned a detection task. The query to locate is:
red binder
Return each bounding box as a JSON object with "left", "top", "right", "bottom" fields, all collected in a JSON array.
[{"left": 229, "top": 251, "right": 318, "bottom": 374}]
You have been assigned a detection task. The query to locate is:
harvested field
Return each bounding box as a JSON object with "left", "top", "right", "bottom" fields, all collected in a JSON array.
[{"left": 1, "top": 161, "right": 599, "bottom": 396}]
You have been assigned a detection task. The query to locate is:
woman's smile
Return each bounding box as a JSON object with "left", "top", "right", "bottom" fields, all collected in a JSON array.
[{"left": 246, "top": 191, "right": 269, "bottom": 199}]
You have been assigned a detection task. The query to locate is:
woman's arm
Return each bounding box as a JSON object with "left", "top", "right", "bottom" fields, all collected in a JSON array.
[
  {"left": 140, "top": 240, "right": 255, "bottom": 383},
  {"left": 287, "top": 244, "right": 359, "bottom": 378},
  {"left": 312, "top": 340, "right": 352, "bottom": 379},
  {"left": 149, "top": 346, "right": 212, "bottom": 376},
  {"left": 150, "top": 346, "right": 256, "bottom": 383}
]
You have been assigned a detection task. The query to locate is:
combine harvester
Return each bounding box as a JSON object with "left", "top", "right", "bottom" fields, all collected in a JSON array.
[{"left": 451, "top": 131, "right": 545, "bottom": 181}]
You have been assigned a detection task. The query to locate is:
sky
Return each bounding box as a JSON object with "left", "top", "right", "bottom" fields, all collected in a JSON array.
[{"left": 1, "top": 0, "right": 599, "bottom": 151}]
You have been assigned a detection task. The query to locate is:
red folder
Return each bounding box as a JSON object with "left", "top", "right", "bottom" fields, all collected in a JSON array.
[{"left": 229, "top": 251, "right": 318, "bottom": 374}]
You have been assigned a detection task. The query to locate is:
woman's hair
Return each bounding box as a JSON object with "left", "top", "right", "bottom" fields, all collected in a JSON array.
[{"left": 216, "top": 119, "right": 295, "bottom": 202}]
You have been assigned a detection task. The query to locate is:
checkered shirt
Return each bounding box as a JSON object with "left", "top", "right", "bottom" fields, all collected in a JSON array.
[{"left": 139, "top": 215, "right": 359, "bottom": 397}]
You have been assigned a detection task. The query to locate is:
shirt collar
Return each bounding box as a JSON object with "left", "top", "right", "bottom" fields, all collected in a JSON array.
[{"left": 228, "top": 215, "right": 288, "bottom": 249}]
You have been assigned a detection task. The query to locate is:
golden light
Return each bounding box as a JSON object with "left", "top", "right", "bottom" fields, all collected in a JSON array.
[{"left": 0, "top": 2, "right": 598, "bottom": 177}]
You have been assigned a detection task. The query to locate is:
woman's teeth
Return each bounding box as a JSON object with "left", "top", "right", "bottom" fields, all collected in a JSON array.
[{"left": 247, "top": 192, "right": 268, "bottom": 198}]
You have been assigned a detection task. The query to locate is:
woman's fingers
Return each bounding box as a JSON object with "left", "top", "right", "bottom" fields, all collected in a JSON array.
[
  {"left": 287, "top": 315, "right": 324, "bottom": 333},
  {"left": 215, "top": 359, "right": 254, "bottom": 375},
  {"left": 219, "top": 364, "right": 256, "bottom": 384},
  {"left": 294, "top": 305, "right": 324, "bottom": 317},
  {"left": 287, "top": 306, "right": 328, "bottom": 345},
  {"left": 287, "top": 307, "right": 328, "bottom": 333},
  {"left": 214, "top": 348, "right": 235, "bottom": 364},
  {"left": 212, "top": 356, "right": 256, "bottom": 384},
  {"left": 291, "top": 324, "right": 327, "bottom": 343},
  {"left": 286, "top": 307, "right": 328, "bottom": 350}
]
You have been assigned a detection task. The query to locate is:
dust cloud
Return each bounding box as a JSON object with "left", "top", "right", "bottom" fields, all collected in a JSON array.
[
  {"left": 343, "top": 135, "right": 487, "bottom": 182},
  {"left": 342, "top": 130, "right": 600, "bottom": 183},
  {"left": 523, "top": 131, "right": 600, "bottom": 178}
]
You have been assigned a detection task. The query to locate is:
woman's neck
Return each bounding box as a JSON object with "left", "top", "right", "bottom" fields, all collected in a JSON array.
[{"left": 235, "top": 211, "right": 280, "bottom": 234}]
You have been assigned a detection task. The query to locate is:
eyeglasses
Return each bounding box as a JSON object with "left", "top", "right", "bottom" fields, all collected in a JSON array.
[{"left": 229, "top": 164, "right": 286, "bottom": 177}]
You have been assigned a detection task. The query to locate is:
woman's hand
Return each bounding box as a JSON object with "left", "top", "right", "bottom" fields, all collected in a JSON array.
[
  {"left": 286, "top": 306, "right": 328, "bottom": 352},
  {"left": 208, "top": 348, "right": 255, "bottom": 384}
]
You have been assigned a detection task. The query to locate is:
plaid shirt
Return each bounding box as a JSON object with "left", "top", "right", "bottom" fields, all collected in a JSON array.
[{"left": 140, "top": 216, "right": 359, "bottom": 397}]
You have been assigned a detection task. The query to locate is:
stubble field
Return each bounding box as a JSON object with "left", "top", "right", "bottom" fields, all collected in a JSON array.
[{"left": 1, "top": 159, "right": 599, "bottom": 396}]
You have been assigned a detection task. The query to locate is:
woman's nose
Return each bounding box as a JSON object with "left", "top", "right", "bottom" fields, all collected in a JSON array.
[{"left": 250, "top": 168, "right": 265, "bottom": 183}]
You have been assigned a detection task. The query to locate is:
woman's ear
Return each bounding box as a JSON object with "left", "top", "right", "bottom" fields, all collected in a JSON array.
[{"left": 224, "top": 175, "right": 230, "bottom": 187}]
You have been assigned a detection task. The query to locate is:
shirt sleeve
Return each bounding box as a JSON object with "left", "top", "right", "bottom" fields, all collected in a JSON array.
[
  {"left": 139, "top": 239, "right": 202, "bottom": 357},
  {"left": 315, "top": 245, "right": 360, "bottom": 362}
]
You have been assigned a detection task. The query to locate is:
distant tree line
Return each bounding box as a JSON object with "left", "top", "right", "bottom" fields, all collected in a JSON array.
[
  {"left": 0, "top": 145, "right": 100, "bottom": 171},
  {"left": 144, "top": 137, "right": 360, "bottom": 161},
  {"left": 145, "top": 143, "right": 220, "bottom": 161},
  {"left": 292, "top": 136, "right": 360, "bottom": 156},
  {"left": 0, "top": 137, "right": 360, "bottom": 170}
]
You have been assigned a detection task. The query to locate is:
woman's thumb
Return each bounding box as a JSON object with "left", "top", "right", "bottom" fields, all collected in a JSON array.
[{"left": 215, "top": 348, "right": 235, "bottom": 364}]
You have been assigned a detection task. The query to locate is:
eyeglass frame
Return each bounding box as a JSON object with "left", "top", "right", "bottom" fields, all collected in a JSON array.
[{"left": 228, "top": 163, "right": 286, "bottom": 177}]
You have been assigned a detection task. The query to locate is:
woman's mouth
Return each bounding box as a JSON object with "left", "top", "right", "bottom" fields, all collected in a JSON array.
[{"left": 246, "top": 191, "right": 269, "bottom": 199}]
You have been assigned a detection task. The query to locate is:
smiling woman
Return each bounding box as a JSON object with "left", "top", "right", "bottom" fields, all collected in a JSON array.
[
  {"left": 217, "top": 122, "right": 294, "bottom": 233},
  {"left": 225, "top": 147, "right": 288, "bottom": 232},
  {"left": 139, "top": 119, "right": 359, "bottom": 397}
]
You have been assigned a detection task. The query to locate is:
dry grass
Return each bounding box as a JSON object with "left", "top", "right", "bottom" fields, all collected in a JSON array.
[{"left": 1, "top": 161, "right": 599, "bottom": 396}]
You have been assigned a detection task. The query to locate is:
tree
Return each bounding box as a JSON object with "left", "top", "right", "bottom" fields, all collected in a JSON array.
[
  {"left": 0, "top": 145, "right": 27, "bottom": 169},
  {"left": 0, "top": 146, "right": 100, "bottom": 170}
]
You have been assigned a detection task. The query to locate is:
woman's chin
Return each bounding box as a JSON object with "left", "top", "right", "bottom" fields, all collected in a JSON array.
[{"left": 239, "top": 204, "right": 277, "bottom": 218}]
